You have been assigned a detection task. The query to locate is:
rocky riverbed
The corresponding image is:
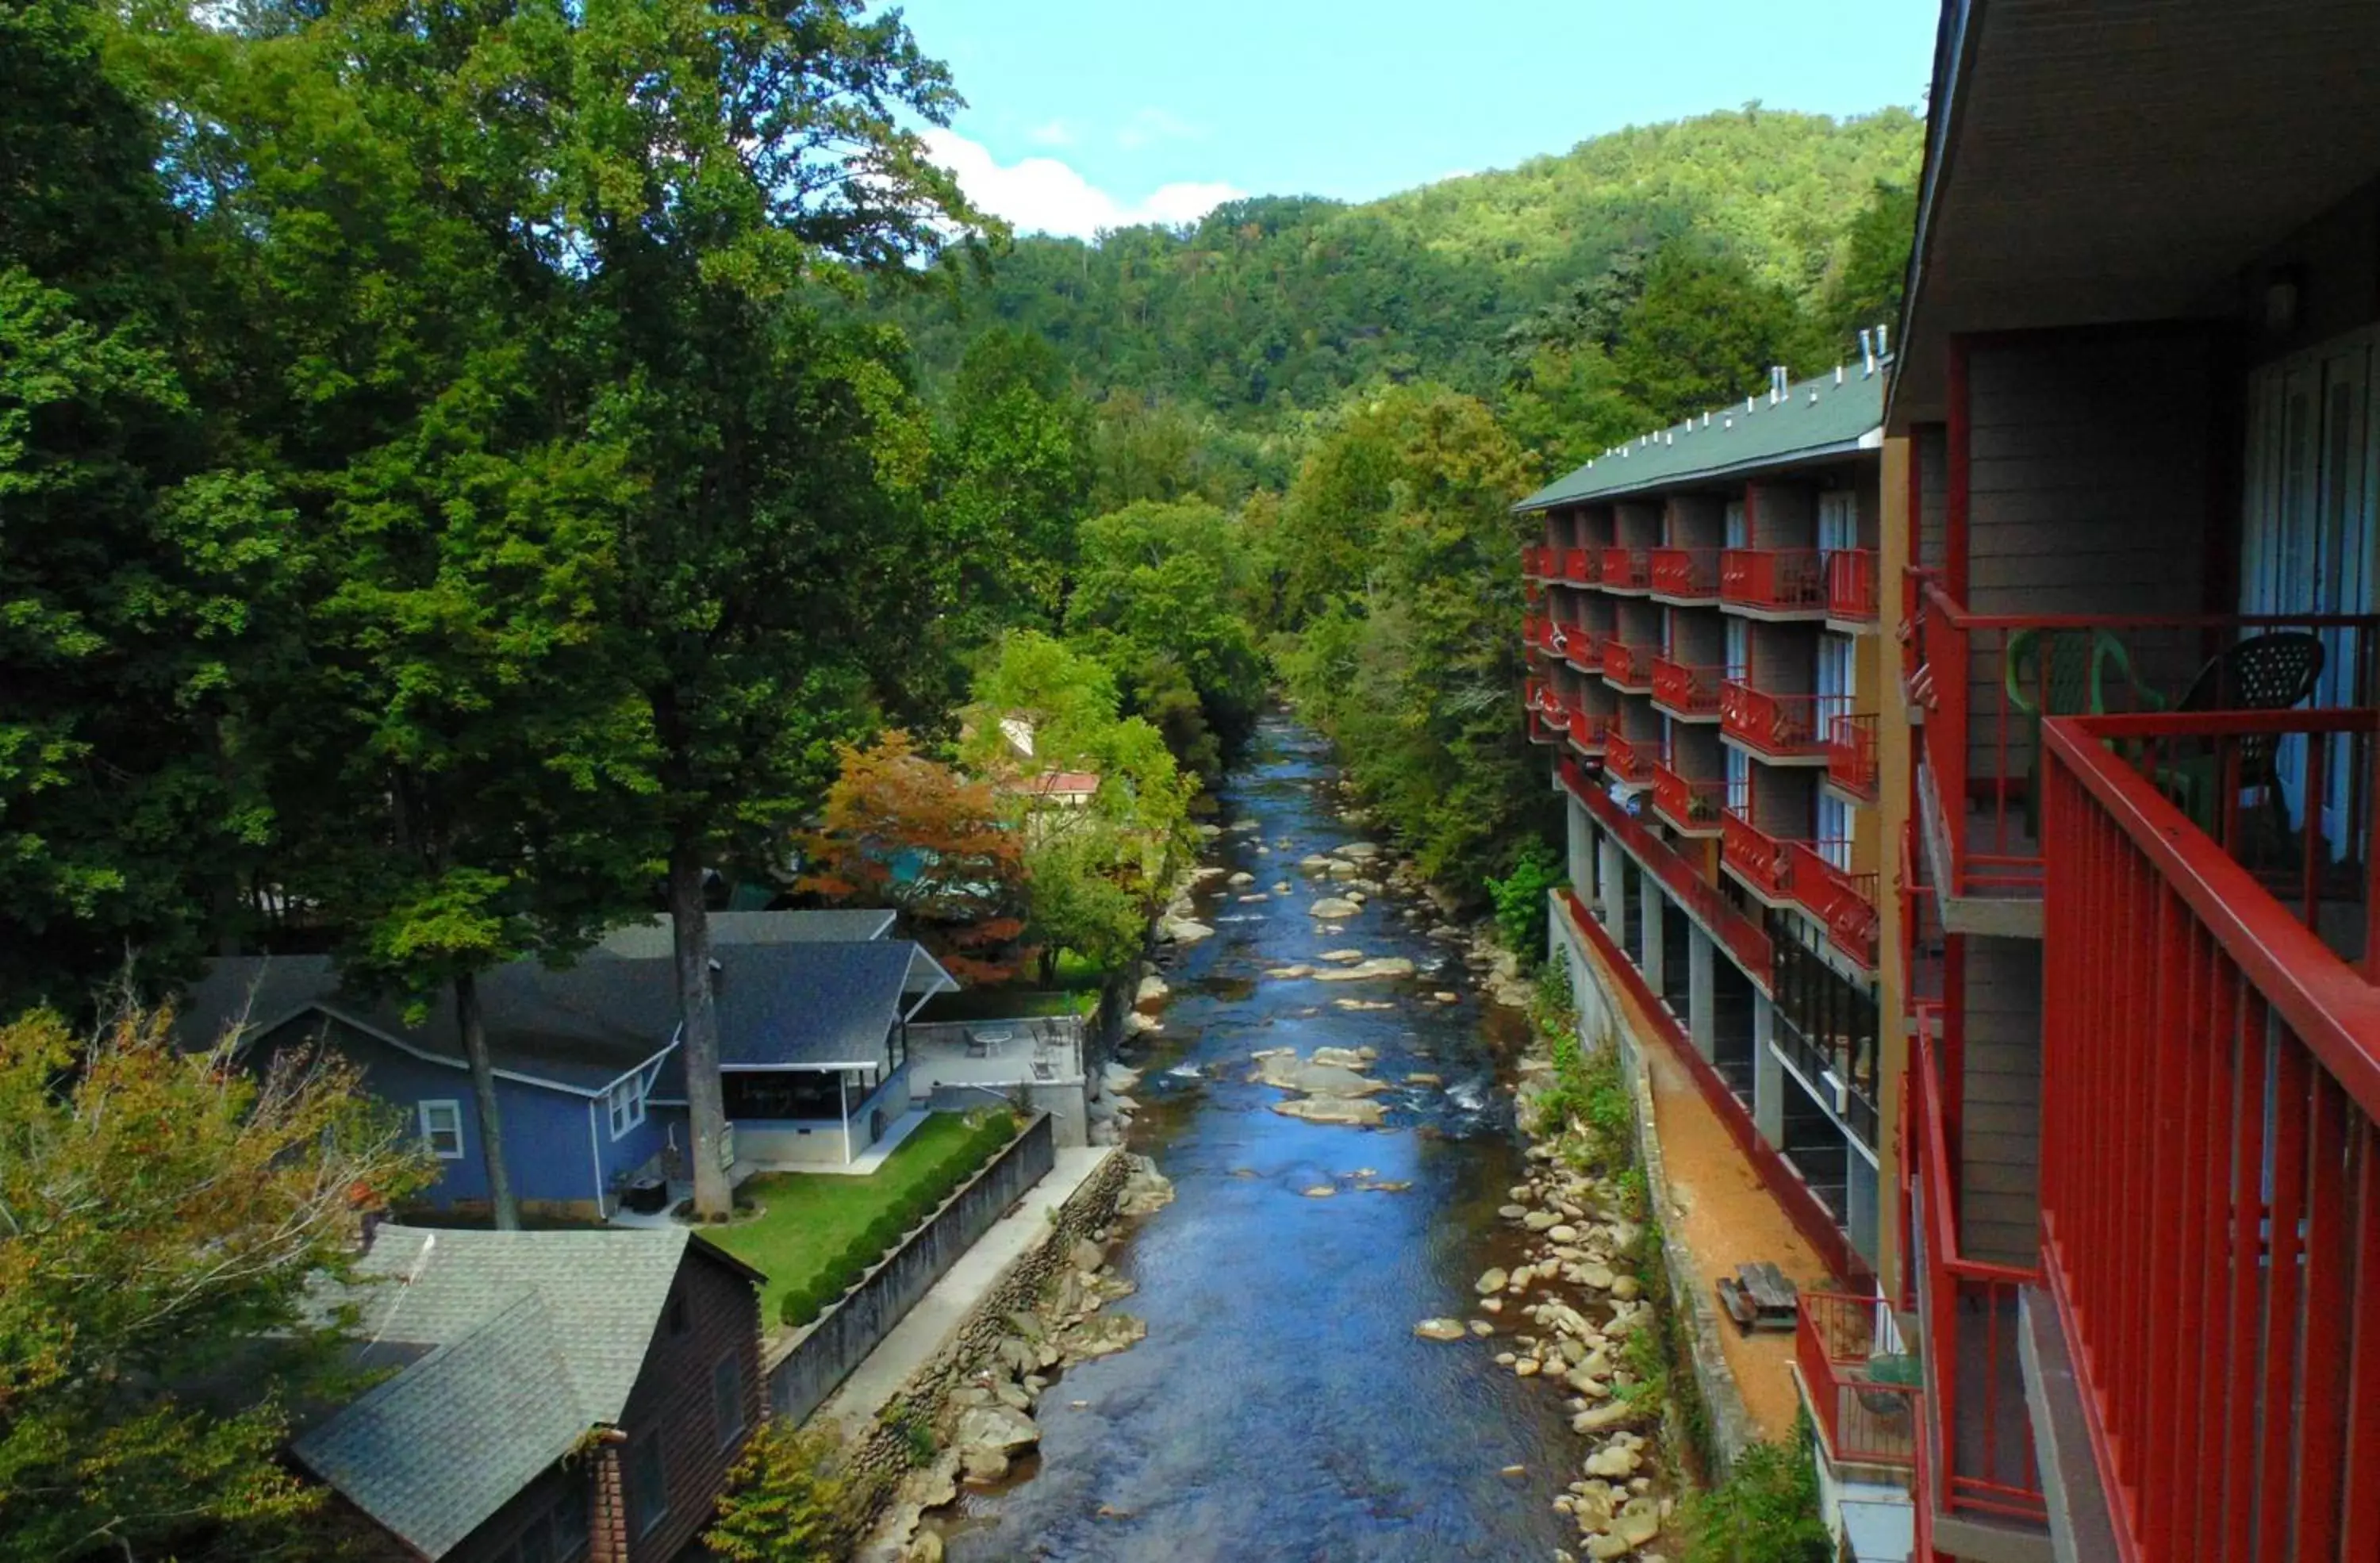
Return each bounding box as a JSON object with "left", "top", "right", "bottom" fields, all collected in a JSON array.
[{"left": 924, "top": 719, "right": 1629, "bottom": 1562}]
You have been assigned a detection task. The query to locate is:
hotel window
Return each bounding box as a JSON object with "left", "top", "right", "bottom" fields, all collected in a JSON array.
[
  {"left": 630, "top": 1437, "right": 669, "bottom": 1537},
  {"left": 418, "top": 1100, "right": 464, "bottom": 1160},
  {"left": 608, "top": 1073, "right": 647, "bottom": 1140},
  {"left": 1817, "top": 490, "right": 1858, "bottom": 555}
]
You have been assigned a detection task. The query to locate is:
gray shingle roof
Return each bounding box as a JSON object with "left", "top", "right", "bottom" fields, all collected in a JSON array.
[
  {"left": 590, "top": 908, "right": 898, "bottom": 960},
  {"left": 712, "top": 940, "right": 943, "bottom": 1068},
  {"left": 1515, "top": 361, "right": 1889, "bottom": 513},
  {"left": 293, "top": 1224, "right": 756, "bottom": 1558}
]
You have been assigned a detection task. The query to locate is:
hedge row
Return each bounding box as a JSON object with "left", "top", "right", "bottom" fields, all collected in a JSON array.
[{"left": 780, "top": 1111, "right": 1020, "bottom": 1328}]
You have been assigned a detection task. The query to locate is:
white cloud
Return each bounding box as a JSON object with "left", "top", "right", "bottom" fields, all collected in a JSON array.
[
  {"left": 923, "top": 129, "right": 1242, "bottom": 240},
  {"left": 1116, "top": 107, "right": 1204, "bottom": 151},
  {"left": 1025, "top": 119, "right": 1074, "bottom": 148}
]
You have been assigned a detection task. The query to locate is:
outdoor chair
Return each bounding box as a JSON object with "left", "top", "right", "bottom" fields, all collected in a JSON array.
[
  {"left": 2154, "top": 632, "right": 2325, "bottom": 851},
  {"left": 2004, "top": 628, "right": 2159, "bottom": 839}
]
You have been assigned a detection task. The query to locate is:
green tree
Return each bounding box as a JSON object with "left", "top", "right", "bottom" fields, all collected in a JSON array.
[
  {"left": 1821, "top": 179, "right": 1918, "bottom": 346},
  {"left": 929, "top": 327, "right": 1094, "bottom": 636},
  {"left": 0, "top": 999, "right": 432, "bottom": 1560},
  {"left": 704, "top": 1420, "right": 860, "bottom": 1563},
  {"left": 1609, "top": 244, "right": 1830, "bottom": 425}
]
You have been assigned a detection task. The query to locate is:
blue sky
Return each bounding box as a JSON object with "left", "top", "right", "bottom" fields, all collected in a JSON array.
[{"left": 898, "top": 0, "right": 1940, "bottom": 238}]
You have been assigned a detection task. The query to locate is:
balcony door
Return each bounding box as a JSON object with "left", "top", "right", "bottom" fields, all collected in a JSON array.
[
  {"left": 2240, "top": 328, "right": 2375, "bottom": 855},
  {"left": 1724, "top": 499, "right": 1748, "bottom": 550},
  {"left": 1817, "top": 490, "right": 1857, "bottom": 555}
]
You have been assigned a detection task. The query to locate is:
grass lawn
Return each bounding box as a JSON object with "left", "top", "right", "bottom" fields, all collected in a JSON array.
[{"left": 706, "top": 1112, "right": 984, "bottom": 1323}]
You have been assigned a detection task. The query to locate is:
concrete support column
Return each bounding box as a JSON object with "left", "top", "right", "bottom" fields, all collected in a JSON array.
[
  {"left": 1638, "top": 873, "right": 1664, "bottom": 982},
  {"left": 1566, "top": 800, "right": 1595, "bottom": 897},
  {"left": 1752, "top": 993, "right": 1785, "bottom": 1148},
  {"left": 1687, "top": 926, "right": 1716, "bottom": 1062},
  {"left": 1599, "top": 836, "right": 1626, "bottom": 927}
]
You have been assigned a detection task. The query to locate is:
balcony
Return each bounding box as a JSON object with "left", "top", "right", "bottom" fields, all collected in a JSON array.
[
  {"left": 1523, "top": 681, "right": 1567, "bottom": 745},
  {"left": 1601, "top": 545, "right": 1651, "bottom": 593},
  {"left": 1720, "top": 682, "right": 1839, "bottom": 763},
  {"left": 2033, "top": 708, "right": 2380, "bottom": 1563},
  {"left": 1787, "top": 842, "right": 1879, "bottom": 969},
  {"left": 1902, "top": 573, "right": 2378, "bottom": 935},
  {"left": 1557, "top": 759, "right": 1771, "bottom": 981},
  {"left": 1603, "top": 730, "right": 1653, "bottom": 789},
  {"left": 1564, "top": 707, "right": 1611, "bottom": 757},
  {"left": 1721, "top": 808, "right": 1796, "bottom": 904},
  {"left": 1562, "top": 546, "right": 1600, "bottom": 586},
  {"left": 1651, "top": 764, "right": 1725, "bottom": 838},
  {"left": 1720, "top": 547, "right": 1825, "bottom": 617},
  {"left": 1797, "top": 1291, "right": 1917, "bottom": 1471},
  {"left": 1649, "top": 546, "right": 1720, "bottom": 604},
  {"left": 1649, "top": 658, "right": 1724, "bottom": 721},
  {"left": 1825, "top": 548, "right": 1879, "bottom": 626},
  {"left": 1544, "top": 619, "right": 1600, "bottom": 673},
  {"left": 1522, "top": 544, "right": 1560, "bottom": 581},
  {"left": 1825, "top": 712, "right": 1878, "bottom": 800},
  {"left": 1906, "top": 1007, "right": 2048, "bottom": 1537},
  {"left": 1601, "top": 637, "right": 1656, "bottom": 693}
]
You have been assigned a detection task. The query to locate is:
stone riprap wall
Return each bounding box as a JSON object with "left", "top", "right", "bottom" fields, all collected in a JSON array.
[
  {"left": 839, "top": 1147, "right": 1134, "bottom": 1524},
  {"left": 765, "top": 1113, "right": 1058, "bottom": 1423}
]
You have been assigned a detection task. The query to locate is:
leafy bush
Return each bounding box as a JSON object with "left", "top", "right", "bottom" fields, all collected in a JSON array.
[
  {"left": 864, "top": 1212, "right": 902, "bottom": 1255},
  {"left": 1486, "top": 841, "right": 1566, "bottom": 968},
  {"left": 780, "top": 1283, "right": 824, "bottom": 1329},
  {"left": 1674, "top": 1418, "right": 1831, "bottom": 1563},
  {"left": 705, "top": 1420, "right": 862, "bottom": 1562}
]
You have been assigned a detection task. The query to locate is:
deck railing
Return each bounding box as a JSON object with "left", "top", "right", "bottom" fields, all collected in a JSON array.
[
  {"left": 1826, "top": 712, "right": 1879, "bottom": 799},
  {"left": 1904, "top": 571, "right": 2379, "bottom": 900},
  {"left": 1798, "top": 1290, "right": 1918, "bottom": 1469},
  {"left": 1602, "top": 637, "right": 1656, "bottom": 692},
  {"left": 1563, "top": 546, "right": 1599, "bottom": 586},
  {"left": 1602, "top": 544, "right": 1651, "bottom": 592},
  {"left": 1558, "top": 758, "right": 1772, "bottom": 983},
  {"left": 1565, "top": 708, "right": 1612, "bottom": 755},
  {"left": 1907, "top": 1004, "right": 2048, "bottom": 1525},
  {"left": 1721, "top": 808, "right": 1796, "bottom": 901},
  {"left": 1548, "top": 620, "right": 1600, "bottom": 672},
  {"left": 1827, "top": 548, "right": 1880, "bottom": 624},
  {"left": 1650, "top": 546, "right": 1721, "bottom": 601},
  {"left": 1652, "top": 764, "right": 1726, "bottom": 835},
  {"left": 1651, "top": 657, "right": 1726, "bottom": 719},
  {"left": 1720, "top": 682, "right": 1843, "bottom": 760},
  {"left": 1603, "top": 730, "right": 1653, "bottom": 787},
  {"left": 1788, "top": 843, "right": 1879, "bottom": 968},
  {"left": 2038, "top": 709, "right": 2380, "bottom": 1562},
  {"left": 1721, "top": 547, "right": 1825, "bottom": 613}
]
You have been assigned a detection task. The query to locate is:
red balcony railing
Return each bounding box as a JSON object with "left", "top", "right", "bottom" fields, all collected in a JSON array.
[
  {"left": 1601, "top": 545, "right": 1650, "bottom": 592},
  {"left": 1906, "top": 574, "right": 2380, "bottom": 900},
  {"left": 1720, "top": 682, "right": 1841, "bottom": 760},
  {"left": 1651, "top": 764, "right": 1725, "bottom": 836},
  {"left": 1650, "top": 657, "right": 1724, "bottom": 719},
  {"left": 1649, "top": 546, "right": 1720, "bottom": 601},
  {"left": 1522, "top": 544, "right": 1559, "bottom": 580},
  {"left": 1558, "top": 760, "right": 1771, "bottom": 981},
  {"left": 1906, "top": 1006, "right": 2048, "bottom": 1526},
  {"left": 1603, "top": 730, "right": 1653, "bottom": 787},
  {"left": 1523, "top": 680, "right": 1567, "bottom": 744},
  {"left": 2038, "top": 709, "right": 2380, "bottom": 1563},
  {"left": 1825, "top": 712, "right": 1878, "bottom": 800},
  {"left": 1721, "top": 547, "right": 1824, "bottom": 613},
  {"left": 1602, "top": 638, "right": 1655, "bottom": 692},
  {"left": 1797, "top": 1291, "right": 1917, "bottom": 1469},
  {"left": 1787, "top": 842, "right": 1879, "bottom": 968},
  {"left": 1562, "top": 546, "right": 1599, "bottom": 586},
  {"left": 1826, "top": 547, "right": 1879, "bottom": 624},
  {"left": 1565, "top": 706, "right": 1611, "bottom": 755},
  {"left": 1721, "top": 808, "right": 1795, "bottom": 901}
]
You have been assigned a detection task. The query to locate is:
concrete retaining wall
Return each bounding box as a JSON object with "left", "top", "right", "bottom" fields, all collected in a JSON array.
[{"left": 765, "top": 1112, "right": 1058, "bottom": 1423}]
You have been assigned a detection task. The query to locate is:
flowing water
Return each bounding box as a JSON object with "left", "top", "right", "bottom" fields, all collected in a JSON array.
[{"left": 934, "top": 719, "right": 1580, "bottom": 1562}]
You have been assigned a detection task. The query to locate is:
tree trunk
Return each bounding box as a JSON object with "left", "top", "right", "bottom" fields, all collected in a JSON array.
[
  {"left": 668, "top": 839, "right": 732, "bottom": 1219},
  {"left": 454, "top": 970, "right": 520, "bottom": 1231}
]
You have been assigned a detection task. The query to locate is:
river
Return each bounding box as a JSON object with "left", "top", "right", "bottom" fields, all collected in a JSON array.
[{"left": 933, "top": 718, "right": 1580, "bottom": 1562}]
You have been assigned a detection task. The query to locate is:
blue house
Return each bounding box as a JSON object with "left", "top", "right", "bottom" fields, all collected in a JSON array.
[{"left": 180, "top": 922, "right": 953, "bottom": 1221}]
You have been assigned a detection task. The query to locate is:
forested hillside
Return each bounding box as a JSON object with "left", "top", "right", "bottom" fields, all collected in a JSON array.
[{"left": 879, "top": 107, "right": 1921, "bottom": 429}]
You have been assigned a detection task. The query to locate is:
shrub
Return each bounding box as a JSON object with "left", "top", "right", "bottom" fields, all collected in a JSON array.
[
  {"left": 1673, "top": 1417, "right": 1830, "bottom": 1563},
  {"left": 705, "top": 1421, "right": 861, "bottom": 1562},
  {"left": 781, "top": 1283, "right": 824, "bottom": 1329},
  {"left": 1485, "top": 841, "right": 1565, "bottom": 970},
  {"left": 866, "top": 1212, "right": 904, "bottom": 1254}
]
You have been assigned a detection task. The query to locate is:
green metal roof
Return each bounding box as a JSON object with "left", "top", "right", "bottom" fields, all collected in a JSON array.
[{"left": 1514, "top": 362, "right": 1888, "bottom": 513}]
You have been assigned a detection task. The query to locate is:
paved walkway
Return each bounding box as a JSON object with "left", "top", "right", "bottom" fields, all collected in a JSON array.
[{"left": 816, "top": 1145, "right": 1117, "bottom": 1430}]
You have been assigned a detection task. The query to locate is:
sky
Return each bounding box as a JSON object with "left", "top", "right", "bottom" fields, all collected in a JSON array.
[{"left": 896, "top": 0, "right": 1940, "bottom": 240}]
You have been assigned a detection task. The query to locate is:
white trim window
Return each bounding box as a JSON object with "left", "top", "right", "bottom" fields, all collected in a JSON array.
[
  {"left": 608, "top": 1073, "right": 647, "bottom": 1140},
  {"left": 419, "top": 1100, "right": 465, "bottom": 1160}
]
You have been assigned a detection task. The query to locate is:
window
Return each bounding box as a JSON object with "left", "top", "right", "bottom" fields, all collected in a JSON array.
[
  {"left": 712, "top": 1353, "right": 747, "bottom": 1449},
  {"left": 607, "top": 1073, "right": 646, "bottom": 1140},
  {"left": 1817, "top": 490, "right": 1858, "bottom": 555},
  {"left": 1817, "top": 794, "right": 1853, "bottom": 872},
  {"left": 419, "top": 1100, "right": 464, "bottom": 1160},
  {"left": 509, "top": 1514, "right": 553, "bottom": 1563},
  {"left": 629, "top": 1436, "right": 668, "bottom": 1538},
  {"left": 1724, "top": 497, "right": 1749, "bottom": 549},
  {"left": 548, "top": 1489, "right": 588, "bottom": 1561}
]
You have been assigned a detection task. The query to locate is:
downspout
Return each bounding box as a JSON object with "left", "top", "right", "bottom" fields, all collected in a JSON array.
[{"left": 587, "top": 1098, "right": 606, "bottom": 1218}]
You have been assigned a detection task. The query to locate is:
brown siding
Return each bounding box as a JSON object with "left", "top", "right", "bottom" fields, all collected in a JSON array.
[
  {"left": 1916, "top": 424, "right": 1949, "bottom": 571},
  {"left": 1958, "top": 935, "right": 2042, "bottom": 1269},
  {"left": 616, "top": 1250, "right": 764, "bottom": 1563}
]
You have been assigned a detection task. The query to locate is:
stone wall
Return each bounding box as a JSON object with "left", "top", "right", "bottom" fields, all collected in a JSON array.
[
  {"left": 764, "top": 1114, "right": 1058, "bottom": 1423},
  {"left": 835, "top": 1148, "right": 1134, "bottom": 1523}
]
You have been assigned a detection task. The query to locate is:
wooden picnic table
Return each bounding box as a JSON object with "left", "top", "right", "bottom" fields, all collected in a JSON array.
[{"left": 1715, "top": 1260, "right": 1800, "bottom": 1335}]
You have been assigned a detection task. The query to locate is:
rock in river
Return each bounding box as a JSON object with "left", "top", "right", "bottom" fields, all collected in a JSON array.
[
  {"left": 1311, "top": 957, "right": 1417, "bottom": 982},
  {"left": 1308, "top": 897, "right": 1362, "bottom": 920},
  {"left": 1273, "top": 1096, "right": 1387, "bottom": 1127},
  {"left": 1414, "top": 1317, "right": 1467, "bottom": 1342}
]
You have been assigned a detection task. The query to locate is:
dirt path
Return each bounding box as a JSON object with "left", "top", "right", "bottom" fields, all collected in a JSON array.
[{"left": 1589, "top": 947, "right": 1829, "bottom": 1444}]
